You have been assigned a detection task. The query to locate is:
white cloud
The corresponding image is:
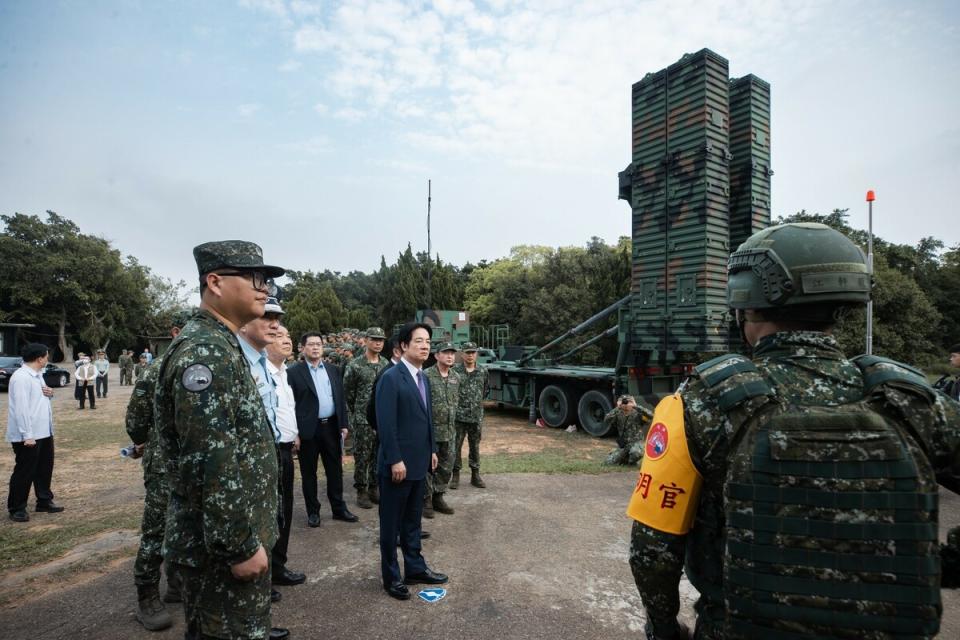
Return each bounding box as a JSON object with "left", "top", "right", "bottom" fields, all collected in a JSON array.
[
  {"left": 334, "top": 107, "right": 366, "bottom": 122},
  {"left": 313, "top": 102, "right": 328, "bottom": 115},
  {"left": 278, "top": 59, "right": 301, "bottom": 72},
  {"left": 237, "top": 103, "right": 262, "bottom": 118}
]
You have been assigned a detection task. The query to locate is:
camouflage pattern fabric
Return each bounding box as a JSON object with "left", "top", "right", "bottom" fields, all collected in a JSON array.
[
  {"left": 602, "top": 407, "right": 650, "bottom": 466},
  {"left": 629, "top": 331, "right": 960, "bottom": 640},
  {"left": 453, "top": 363, "right": 487, "bottom": 473},
  {"left": 192, "top": 240, "right": 284, "bottom": 277},
  {"left": 343, "top": 355, "right": 387, "bottom": 491},
  {"left": 125, "top": 356, "right": 170, "bottom": 586},
  {"left": 425, "top": 366, "right": 460, "bottom": 495},
  {"left": 155, "top": 309, "right": 278, "bottom": 639}
]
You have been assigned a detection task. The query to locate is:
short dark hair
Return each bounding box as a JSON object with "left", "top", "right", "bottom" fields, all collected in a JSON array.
[
  {"left": 397, "top": 322, "right": 432, "bottom": 351},
  {"left": 950, "top": 344, "right": 960, "bottom": 354},
  {"left": 21, "top": 343, "right": 49, "bottom": 363},
  {"left": 299, "top": 331, "right": 324, "bottom": 347}
]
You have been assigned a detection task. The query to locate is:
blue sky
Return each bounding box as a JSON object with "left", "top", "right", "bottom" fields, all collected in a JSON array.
[{"left": 1, "top": 0, "right": 958, "bottom": 290}]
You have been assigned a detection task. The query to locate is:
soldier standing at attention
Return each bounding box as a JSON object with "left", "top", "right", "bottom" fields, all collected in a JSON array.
[
  {"left": 155, "top": 241, "right": 288, "bottom": 640},
  {"left": 125, "top": 310, "right": 191, "bottom": 631},
  {"left": 628, "top": 223, "right": 960, "bottom": 640},
  {"left": 451, "top": 342, "right": 488, "bottom": 490},
  {"left": 343, "top": 326, "right": 388, "bottom": 510},
  {"left": 118, "top": 350, "right": 131, "bottom": 386},
  {"left": 424, "top": 342, "right": 460, "bottom": 517},
  {"left": 124, "top": 350, "right": 136, "bottom": 385}
]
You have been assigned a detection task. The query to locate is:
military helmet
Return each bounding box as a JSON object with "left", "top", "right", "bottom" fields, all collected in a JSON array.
[{"left": 727, "top": 223, "right": 870, "bottom": 310}]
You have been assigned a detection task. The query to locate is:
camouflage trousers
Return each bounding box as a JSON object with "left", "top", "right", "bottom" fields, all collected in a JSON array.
[
  {"left": 453, "top": 420, "right": 482, "bottom": 472},
  {"left": 352, "top": 421, "right": 378, "bottom": 491},
  {"left": 134, "top": 471, "right": 169, "bottom": 587},
  {"left": 426, "top": 440, "right": 454, "bottom": 496},
  {"left": 177, "top": 552, "right": 272, "bottom": 640}
]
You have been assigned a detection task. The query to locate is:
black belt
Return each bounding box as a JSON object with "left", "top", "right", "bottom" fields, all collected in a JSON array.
[
  {"left": 318, "top": 416, "right": 335, "bottom": 425},
  {"left": 277, "top": 442, "right": 295, "bottom": 450}
]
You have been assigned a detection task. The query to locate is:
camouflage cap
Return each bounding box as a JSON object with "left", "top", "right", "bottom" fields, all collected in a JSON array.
[
  {"left": 192, "top": 240, "right": 285, "bottom": 278},
  {"left": 342, "top": 343, "right": 356, "bottom": 351},
  {"left": 460, "top": 341, "right": 479, "bottom": 352},
  {"left": 366, "top": 327, "right": 386, "bottom": 340},
  {"left": 436, "top": 341, "right": 458, "bottom": 352},
  {"left": 171, "top": 308, "right": 194, "bottom": 328},
  {"left": 263, "top": 296, "right": 284, "bottom": 316},
  {"left": 323, "top": 347, "right": 333, "bottom": 355}
]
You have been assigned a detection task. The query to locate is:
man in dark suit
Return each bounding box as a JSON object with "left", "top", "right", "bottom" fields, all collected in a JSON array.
[
  {"left": 286, "top": 331, "right": 358, "bottom": 527},
  {"left": 375, "top": 322, "right": 448, "bottom": 600}
]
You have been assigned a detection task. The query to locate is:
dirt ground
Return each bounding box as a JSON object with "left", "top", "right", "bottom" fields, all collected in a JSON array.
[{"left": 0, "top": 383, "right": 958, "bottom": 639}]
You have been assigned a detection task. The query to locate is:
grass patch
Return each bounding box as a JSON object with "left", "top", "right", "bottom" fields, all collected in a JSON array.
[
  {"left": 482, "top": 447, "right": 623, "bottom": 474},
  {"left": 55, "top": 418, "right": 129, "bottom": 454},
  {"left": 0, "top": 507, "right": 141, "bottom": 574}
]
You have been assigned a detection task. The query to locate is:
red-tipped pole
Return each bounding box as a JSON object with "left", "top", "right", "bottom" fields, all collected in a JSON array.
[{"left": 865, "top": 190, "right": 875, "bottom": 355}]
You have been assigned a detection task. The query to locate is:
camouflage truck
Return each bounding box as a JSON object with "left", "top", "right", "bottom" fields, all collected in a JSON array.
[{"left": 484, "top": 49, "right": 772, "bottom": 437}]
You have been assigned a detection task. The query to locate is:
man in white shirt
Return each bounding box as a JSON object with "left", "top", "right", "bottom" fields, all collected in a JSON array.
[
  {"left": 265, "top": 321, "right": 307, "bottom": 589},
  {"left": 6, "top": 343, "right": 62, "bottom": 522},
  {"left": 75, "top": 355, "right": 98, "bottom": 409}
]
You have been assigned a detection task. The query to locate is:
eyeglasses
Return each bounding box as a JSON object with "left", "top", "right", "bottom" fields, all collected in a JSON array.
[{"left": 214, "top": 271, "right": 277, "bottom": 295}]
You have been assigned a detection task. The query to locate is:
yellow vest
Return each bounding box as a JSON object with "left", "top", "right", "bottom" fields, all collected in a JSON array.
[{"left": 626, "top": 393, "right": 703, "bottom": 535}]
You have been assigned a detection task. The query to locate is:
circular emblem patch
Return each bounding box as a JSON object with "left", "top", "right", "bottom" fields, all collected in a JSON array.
[
  {"left": 646, "top": 422, "right": 669, "bottom": 460},
  {"left": 181, "top": 363, "right": 213, "bottom": 392}
]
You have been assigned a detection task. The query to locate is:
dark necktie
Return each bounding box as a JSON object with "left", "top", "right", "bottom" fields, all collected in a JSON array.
[{"left": 416, "top": 370, "right": 427, "bottom": 408}]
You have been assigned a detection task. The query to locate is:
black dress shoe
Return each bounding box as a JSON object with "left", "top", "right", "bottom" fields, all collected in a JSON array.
[
  {"left": 271, "top": 589, "right": 282, "bottom": 603},
  {"left": 404, "top": 569, "right": 448, "bottom": 585},
  {"left": 272, "top": 568, "right": 306, "bottom": 586},
  {"left": 421, "top": 530, "right": 431, "bottom": 539},
  {"left": 307, "top": 513, "right": 321, "bottom": 528},
  {"left": 332, "top": 509, "right": 359, "bottom": 523},
  {"left": 384, "top": 581, "right": 410, "bottom": 600},
  {"left": 269, "top": 628, "right": 290, "bottom": 639},
  {"left": 9, "top": 510, "right": 29, "bottom": 522},
  {"left": 36, "top": 502, "right": 64, "bottom": 513}
]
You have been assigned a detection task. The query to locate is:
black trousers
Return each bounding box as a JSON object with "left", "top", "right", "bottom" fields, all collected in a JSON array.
[
  {"left": 298, "top": 417, "right": 346, "bottom": 516},
  {"left": 96, "top": 374, "right": 108, "bottom": 398},
  {"left": 77, "top": 383, "right": 95, "bottom": 408},
  {"left": 7, "top": 436, "right": 55, "bottom": 512},
  {"left": 378, "top": 474, "right": 427, "bottom": 585},
  {"left": 272, "top": 443, "right": 295, "bottom": 574}
]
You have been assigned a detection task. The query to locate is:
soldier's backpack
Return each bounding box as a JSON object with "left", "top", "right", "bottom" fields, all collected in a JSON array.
[{"left": 696, "top": 353, "right": 943, "bottom": 639}]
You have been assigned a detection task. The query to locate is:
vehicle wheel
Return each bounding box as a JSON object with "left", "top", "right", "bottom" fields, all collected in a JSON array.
[
  {"left": 59, "top": 374, "right": 69, "bottom": 387},
  {"left": 578, "top": 390, "right": 614, "bottom": 437},
  {"left": 538, "top": 385, "right": 574, "bottom": 428}
]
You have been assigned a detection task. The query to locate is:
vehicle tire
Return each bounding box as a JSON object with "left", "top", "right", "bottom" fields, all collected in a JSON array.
[
  {"left": 538, "top": 384, "right": 573, "bottom": 428},
  {"left": 578, "top": 390, "right": 614, "bottom": 437},
  {"left": 59, "top": 373, "right": 69, "bottom": 387}
]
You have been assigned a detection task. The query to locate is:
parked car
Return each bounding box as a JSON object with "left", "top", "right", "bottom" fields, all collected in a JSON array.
[{"left": 0, "top": 356, "right": 71, "bottom": 391}]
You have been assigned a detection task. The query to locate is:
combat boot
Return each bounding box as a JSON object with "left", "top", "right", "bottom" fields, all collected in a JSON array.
[
  {"left": 356, "top": 488, "right": 373, "bottom": 510},
  {"left": 163, "top": 569, "right": 182, "bottom": 603},
  {"left": 422, "top": 493, "right": 435, "bottom": 519},
  {"left": 368, "top": 483, "right": 380, "bottom": 505},
  {"left": 449, "top": 470, "right": 460, "bottom": 490},
  {"left": 432, "top": 493, "right": 455, "bottom": 515},
  {"left": 471, "top": 469, "right": 486, "bottom": 489},
  {"left": 136, "top": 584, "right": 173, "bottom": 631}
]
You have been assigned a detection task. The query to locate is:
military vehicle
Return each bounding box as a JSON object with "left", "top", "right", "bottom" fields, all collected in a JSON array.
[{"left": 484, "top": 49, "right": 772, "bottom": 437}]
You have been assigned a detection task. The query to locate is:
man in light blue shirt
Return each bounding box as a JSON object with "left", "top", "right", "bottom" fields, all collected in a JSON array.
[
  {"left": 238, "top": 308, "right": 281, "bottom": 443},
  {"left": 6, "top": 343, "right": 62, "bottom": 522}
]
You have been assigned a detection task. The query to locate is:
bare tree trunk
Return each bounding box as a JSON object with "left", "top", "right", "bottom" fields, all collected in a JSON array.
[{"left": 57, "top": 308, "right": 73, "bottom": 364}]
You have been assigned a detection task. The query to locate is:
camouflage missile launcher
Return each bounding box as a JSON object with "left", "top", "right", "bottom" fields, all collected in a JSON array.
[{"left": 728, "top": 74, "right": 772, "bottom": 251}]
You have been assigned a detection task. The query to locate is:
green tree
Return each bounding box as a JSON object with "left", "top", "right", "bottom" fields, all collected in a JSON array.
[{"left": 0, "top": 211, "right": 153, "bottom": 361}]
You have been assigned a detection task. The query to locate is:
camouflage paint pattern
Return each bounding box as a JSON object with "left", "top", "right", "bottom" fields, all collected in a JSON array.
[
  {"left": 343, "top": 354, "right": 387, "bottom": 490},
  {"left": 630, "top": 331, "right": 960, "bottom": 639},
  {"left": 155, "top": 310, "right": 278, "bottom": 638},
  {"left": 425, "top": 365, "right": 460, "bottom": 495}
]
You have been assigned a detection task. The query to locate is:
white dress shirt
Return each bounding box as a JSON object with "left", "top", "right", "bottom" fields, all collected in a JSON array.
[
  {"left": 6, "top": 366, "right": 53, "bottom": 442},
  {"left": 267, "top": 360, "right": 299, "bottom": 444}
]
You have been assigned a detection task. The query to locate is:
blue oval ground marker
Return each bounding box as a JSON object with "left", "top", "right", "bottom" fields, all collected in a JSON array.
[{"left": 417, "top": 588, "right": 446, "bottom": 603}]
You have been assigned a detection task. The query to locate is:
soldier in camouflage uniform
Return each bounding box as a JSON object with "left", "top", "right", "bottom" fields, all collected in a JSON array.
[
  {"left": 629, "top": 223, "right": 960, "bottom": 640},
  {"left": 424, "top": 342, "right": 460, "bottom": 515},
  {"left": 451, "top": 342, "right": 488, "bottom": 489},
  {"left": 601, "top": 395, "right": 651, "bottom": 467},
  {"left": 343, "top": 327, "right": 388, "bottom": 510},
  {"left": 155, "top": 241, "right": 287, "bottom": 640},
  {"left": 126, "top": 310, "right": 192, "bottom": 631}
]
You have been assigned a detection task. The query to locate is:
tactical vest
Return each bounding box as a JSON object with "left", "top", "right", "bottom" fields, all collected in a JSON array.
[{"left": 695, "top": 353, "right": 942, "bottom": 639}]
